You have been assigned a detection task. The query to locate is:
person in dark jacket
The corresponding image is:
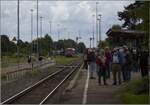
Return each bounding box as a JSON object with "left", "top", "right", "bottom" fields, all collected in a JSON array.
[
  {"left": 139, "top": 49, "right": 149, "bottom": 77},
  {"left": 83, "top": 49, "right": 88, "bottom": 70},
  {"left": 124, "top": 49, "right": 133, "bottom": 81},
  {"left": 87, "top": 48, "right": 96, "bottom": 79}
]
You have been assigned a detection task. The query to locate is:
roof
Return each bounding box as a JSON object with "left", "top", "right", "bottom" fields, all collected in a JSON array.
[{"left": 106, "top": 29, "right": 145, "bottom": 38}]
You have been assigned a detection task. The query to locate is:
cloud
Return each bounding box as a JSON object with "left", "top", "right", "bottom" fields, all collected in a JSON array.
[{"left": 1, "top": 0, "right": 134, "bottom": 47}]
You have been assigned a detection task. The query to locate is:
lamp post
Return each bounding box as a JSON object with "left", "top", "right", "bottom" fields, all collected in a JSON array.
[
  {"left": 49, "top": 21, "right": 52, "bottom": 35},
  {"left": 57, "top": 24, "right": 60, "bottom": 40},
  {"left": 49, "top": 21, "right": 52, "bottom": 57},
  {"left": 30, "top": 9, "right": 34, "bottom": 55},
  {"left": 36, "top": 0, "right": 39, "bottom": 58},
  {"left": 96, "top": 2, "right": 98, "bottom": 47},
  {"left": 17, "top": 0, "right": 20, "bottom": 70},
  {"left": 40, "top": 16, "right": 43, "bottom": 56},
  {"left": 78, "top": 30, "right": 82, "bottom": 43},
  {"left": 90, "top": 37, "right": 93, "bottom": 48},
  {"left": 40, "top": 16, "right": 43, "bottom": 38},
  {"left": 30, "top": 9, "right": 34, "bottom": 70},
  {"left": 92, "top": 14, "right": 95, "bottom": 48},
  {"left": 97, "top": 14, "right": 101, "bottom": 47}
]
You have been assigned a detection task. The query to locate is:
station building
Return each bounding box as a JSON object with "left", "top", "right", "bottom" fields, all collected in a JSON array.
[{"left": 106, "top": 29, "right": 145, "bottom": 49}]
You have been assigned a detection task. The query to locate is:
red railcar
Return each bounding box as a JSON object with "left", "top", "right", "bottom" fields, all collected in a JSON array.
[{"left": 65, "top": 48, "right": 76, "bottom": 57}]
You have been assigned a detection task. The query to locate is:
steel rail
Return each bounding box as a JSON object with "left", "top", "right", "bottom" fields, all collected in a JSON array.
[
  {"left": 39, "top": 63, "right": 80, "bottom": 104},
  {"left": 1, "top": 62, "right": 78, "bottom": 104}
]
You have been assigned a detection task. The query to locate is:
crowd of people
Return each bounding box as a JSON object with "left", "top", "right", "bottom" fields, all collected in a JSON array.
[{"left": 83, "top": 46, "right": 149, "bottom": 85}]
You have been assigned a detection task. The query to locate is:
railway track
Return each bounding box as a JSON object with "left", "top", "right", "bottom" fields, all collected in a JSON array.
[{"left": 2, "top": 62, "right": 81, "bottom": 104}]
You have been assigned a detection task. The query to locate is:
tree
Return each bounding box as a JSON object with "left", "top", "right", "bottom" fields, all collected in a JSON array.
[
  {"left": 111, "top": 24, "right": 122, "bottom": 30},
  {"left": 77, "top": 42, "right": 86, "bottom": 53},
  {"left": 63, "top": 39, "right": 77, "bottom": 48},
  {"left": 1, "top": 35, "right": 10, "bottom": 53},
  {"left": 1, "top": 35, "right": 16, "bottom": 56},
  {"left": 118, "top": 1, "right": 149, "bottom": 48}
]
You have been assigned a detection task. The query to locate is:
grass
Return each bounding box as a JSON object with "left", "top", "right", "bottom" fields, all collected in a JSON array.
[
  {"left": 1, "top": 56, "right": 27, "bottom": 68},
  {"left": 121, "top": 93, "right": 149, "bottom": 104},
  {"left": 53, "top": 56, "right": 80, "bottom": 65},
  {"left": 118, "top": 76, "right": 149, "bottom": 104},
  {"left": 25, "top": 69, "right": 42, "bottom": 76}
]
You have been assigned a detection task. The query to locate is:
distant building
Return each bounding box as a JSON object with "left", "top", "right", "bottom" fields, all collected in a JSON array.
[{"left": 106, "top": 29, "right": 145, "bottom": 49}]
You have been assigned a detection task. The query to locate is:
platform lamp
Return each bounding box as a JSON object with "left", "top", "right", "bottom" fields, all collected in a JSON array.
[{"left": 96, "top": 2, "right": 99, "bottom": 47}]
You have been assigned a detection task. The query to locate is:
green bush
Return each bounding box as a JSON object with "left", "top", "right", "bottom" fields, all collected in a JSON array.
[
  {"left": 119, "top": 76, "right": 149, "bottom": 104},
  {"left": 120, "top": 77, "right": 149, "bottom": 94}
]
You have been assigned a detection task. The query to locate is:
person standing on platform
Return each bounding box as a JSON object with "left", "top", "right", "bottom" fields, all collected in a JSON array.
[
  {"left": 124, "top": 48, "right": 133, "bottom": 81},
  {"left": 96, "top": 49, "right": 108, "bottom": 85},
  {"left": 87, "top": 48, "right": 96, "bottom": 79},
  {"left": 121, "top": 46, "right": 127, "bottom": 82},
  {"left": 104, "top": 47, "right": 112, "bottom": 79},
  {"left": 131, "top": 49, "right": 139, "bottom": 72},
  {"left": 83, "top": 49, "right": 88, "bottom": 70},
  {"left": 139, "top": 49, "right": 149, "bottom": 77},
  {"left": 111, "top": 48, "right": 122, "bottom": 85}
]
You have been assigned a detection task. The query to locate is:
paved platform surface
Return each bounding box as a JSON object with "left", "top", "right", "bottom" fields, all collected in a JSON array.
[
  {"left": 60, "top": 68, "right": 140, "bottom": 104},
  {"left": 87, "top": 73, "right": 122, "bottom": 104},
  {"left": 60, "top": 69, "right": 87, "bottom": 104}
]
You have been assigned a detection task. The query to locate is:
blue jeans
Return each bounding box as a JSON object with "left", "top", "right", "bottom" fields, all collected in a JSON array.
[{"left": 89, "top": 62, "right": 96, "bottom": 78}]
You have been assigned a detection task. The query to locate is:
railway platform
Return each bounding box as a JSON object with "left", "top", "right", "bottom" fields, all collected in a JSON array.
[
  {"left": 61, "top": 68, "right": 141, "bottom": 104},
  {"left": 60, "top": 68, "right": 122, "bottom": 104}
]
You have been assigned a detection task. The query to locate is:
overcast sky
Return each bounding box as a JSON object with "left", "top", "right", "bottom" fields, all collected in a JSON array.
[{"left": 1, "top": 0, "right": 134, "bottom": 47}]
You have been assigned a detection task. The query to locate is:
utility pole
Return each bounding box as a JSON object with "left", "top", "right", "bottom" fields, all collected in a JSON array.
[
  {"left": 30, "top": 9, "right": 34, "bottom": 70},
  {"left": 90, "top": 37, "right": 92, "bottom": 48},
  {"left": 49, "top": 21, "right": 52, "bottom": 35},
  {"left": 17, "top": 0, "right": 20, "bottom": 70},
  {"left": 78, "top": 30, "right": 82, "bottom": 43},
  {"left": 57, "top": 24, "right": 60, "bottom": 40},
  {"left": 40, "top": 16, "right": 43, "bottom": 56},
  {"left": 92, "top": 14, "right": 95, "bottom": 48},
  {"left": 99, "top": 14, "right": 101, "bottom": 46},
  {"left": 30, "top": 9, "right": 34, "bottom": 55},
  {"left": 40, "top": 16, "right": 43, "bottom": 38},
  {"left": 0, "top": 0, "right": 1, "bottom": 36},
  {"left": 96, "top": 2, "right": 98, "bottom": 47},
  {"left": 36, "top": 0, "right": 39, "bottom": 57},
  {"left": 49, "top": 21, "right": 52, "bottom": 57},
  {"left": 97, "top": 14, "right": 101, "bottom": 47}
]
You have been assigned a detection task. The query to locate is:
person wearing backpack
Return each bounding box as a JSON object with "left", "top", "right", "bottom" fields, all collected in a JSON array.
[{"left": 111, "top": 48, "right": 121, "bottom": 85}]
